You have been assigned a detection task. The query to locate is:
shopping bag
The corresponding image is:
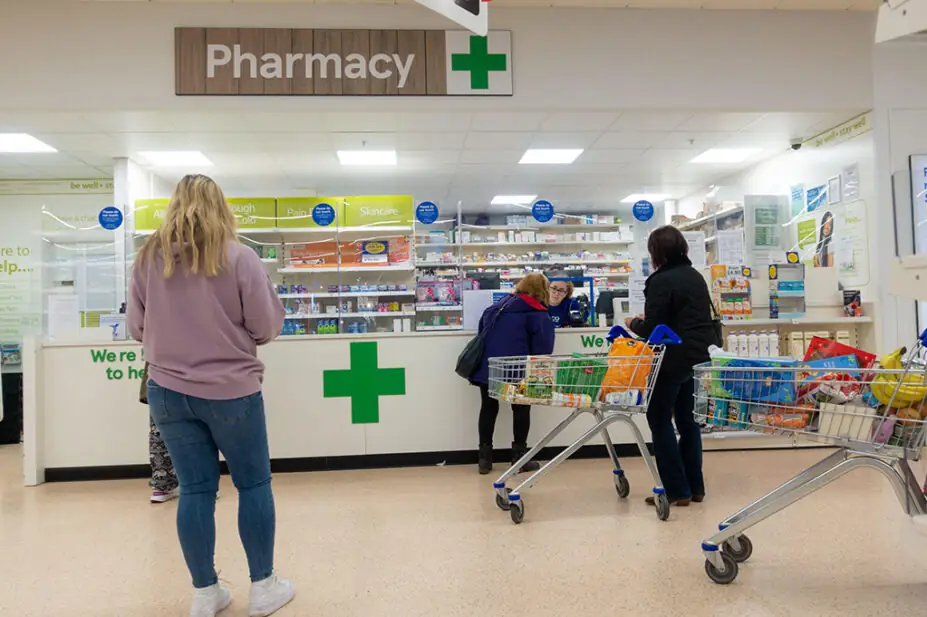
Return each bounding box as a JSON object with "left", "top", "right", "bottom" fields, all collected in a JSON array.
[{"left": 599, "top": 337, "right": 654, "bottom": 399}]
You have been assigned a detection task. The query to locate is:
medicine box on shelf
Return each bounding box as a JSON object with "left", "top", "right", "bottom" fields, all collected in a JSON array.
[
  {"left": 768, "top": 261, "right": 806, "bottom": 320},
  {"left": 710, "top": 265, "right": 753, "bottom": 320}
]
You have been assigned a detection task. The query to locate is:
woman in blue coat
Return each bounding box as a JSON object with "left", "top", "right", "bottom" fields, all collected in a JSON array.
[{"left": 470, "top": 273, "right": 556, "bottom": 475}]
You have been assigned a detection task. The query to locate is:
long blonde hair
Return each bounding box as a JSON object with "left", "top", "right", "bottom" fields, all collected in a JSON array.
[{"left": 137, "top": 174, "right": 238, "bottom": 277}]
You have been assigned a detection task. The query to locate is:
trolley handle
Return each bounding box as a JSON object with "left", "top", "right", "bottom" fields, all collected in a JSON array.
[
  {"left": 920, "top": 328, "right": 927, "bottom": 347},
  {"left": 606, "top": 324, "right": 682, "bottom": 346}
]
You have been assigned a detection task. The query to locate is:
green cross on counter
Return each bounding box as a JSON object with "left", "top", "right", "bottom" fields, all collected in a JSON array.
[
  {"left": 323, "top": 341, "right": 406, "bottom": 424},
  {"left": 452, "top": 36, "right": 507, "bottom": 90}
]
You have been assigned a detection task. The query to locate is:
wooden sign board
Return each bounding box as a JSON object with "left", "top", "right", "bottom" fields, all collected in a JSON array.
[{"left": 175, "top": 28, "right": 512, "bottom": 96}]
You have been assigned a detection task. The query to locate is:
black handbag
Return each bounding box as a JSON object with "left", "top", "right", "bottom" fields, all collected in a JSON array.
[
  {"left": 139, "top": 363, "right": 149, "bottom": 404},
  {"left": 455, "top": 297, "right": 509, "bottom": 379},
  {"left": 709, "top": 301, "right": 724, "bottom": 348}
]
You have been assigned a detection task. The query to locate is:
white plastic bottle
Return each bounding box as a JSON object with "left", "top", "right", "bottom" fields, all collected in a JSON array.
[
  {"left": 769, "top": 331, "right": 780, "bottom": 357},
  {"left": 747, "top": 331, "right": 759, "bottom": 358},
  {"left": 758, "top": 331, "right": 770, "bottom": 357},
  {"left": 737, "top": 332, "right": 749, "bottom": 357},
  {"left": 727, "top": 331, "right": 738, "bottom": 354}
]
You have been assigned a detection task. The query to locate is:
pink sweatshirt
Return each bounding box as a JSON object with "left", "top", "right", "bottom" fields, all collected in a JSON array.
[{"left": 127, "top": 242, "right": 286, "bottom": 400}]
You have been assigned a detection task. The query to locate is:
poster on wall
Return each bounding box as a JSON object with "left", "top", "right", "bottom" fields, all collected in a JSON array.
[
  {"left": 682, "top": 231, "right": 707, "bottom": 268},
  {"left": 790, "top": 184, "right": 805, "bottom": 217},
  {"left": 806, "top": 185, "right": 827, "bottom": 212},
  {"left": 628, "top": 276, "right": 647, "bottom": 315},
  {"left": 716, "top": 229, "right": 746, "bottom": 265},
  {"left": 842, "top": 163, "right": 860, "bottom": 202},
  {"left": 794, "top": 202, "right": 870, "bottom": 286}
]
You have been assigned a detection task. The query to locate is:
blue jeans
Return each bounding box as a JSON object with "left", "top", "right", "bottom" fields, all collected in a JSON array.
[
  {"left": 147, "top": 381, "right": 276, "bottom": 588},
  {"left": 646, "top": 373, "right": 704, "bottom": 501}
]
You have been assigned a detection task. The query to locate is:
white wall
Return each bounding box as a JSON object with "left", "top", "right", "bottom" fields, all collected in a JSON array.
[
  {"left": 0, "top": 3, "right": 875, "bottom": 112},
  {"left": 873, "top": 40, "right": 927, "bottom": 350}
]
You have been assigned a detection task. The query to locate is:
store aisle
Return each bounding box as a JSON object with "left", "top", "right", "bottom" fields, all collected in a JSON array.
[{"left": 1, "top": 444, "right": 926, "bottom": 617}]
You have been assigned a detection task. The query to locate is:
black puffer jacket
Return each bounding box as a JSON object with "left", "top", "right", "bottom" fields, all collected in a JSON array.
[{"left": 630, "top": 255, "right": 718, "bottom": 378}]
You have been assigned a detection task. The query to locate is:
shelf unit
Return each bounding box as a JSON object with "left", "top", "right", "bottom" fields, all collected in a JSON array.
[
  {"left": 279, "top": 290, "right": 413, "bottom": 300},
  {"left": 285, "top": 310, "right": 416, "bottom": 319},
  {"left": 278, "top": 264, "right": 414, "bottom": 274},
  {"left": 415, "top": 304, "right": 463, "bottom": 312}
]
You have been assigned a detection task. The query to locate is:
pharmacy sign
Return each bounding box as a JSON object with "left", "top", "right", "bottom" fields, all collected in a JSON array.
[
  {"left": 175, "top": 28, "right": 512, "bottom": 97},
  {"left": 323, "top": 342, "right": 406, "bottom": 424}
]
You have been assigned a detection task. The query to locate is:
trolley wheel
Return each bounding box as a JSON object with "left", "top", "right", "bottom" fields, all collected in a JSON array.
[
  {"left": 495, "top": 488, "right": 512, "bottom": 511},
  {"left": 655, "top": 493, "right": 670, "bottom": 521},
  {"left": 509, "top": 500, "right": 525, "bottom": 525},
  {"left": 722, "top": 535, "right": 753, "bottom": 563},
  {"left": 705, "top": 552, "right": 739, "bottom": 585},
  {"left": 614, "top": 474, "right": 630, "bottom": 499}
]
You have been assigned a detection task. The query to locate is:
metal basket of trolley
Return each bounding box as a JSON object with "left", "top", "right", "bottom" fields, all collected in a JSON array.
[
  {"left": 488, "top": 324, "right": 682, "bottom": 524},
  {"left": 696, "top": 330, "right": 927, "bottom": 584}
]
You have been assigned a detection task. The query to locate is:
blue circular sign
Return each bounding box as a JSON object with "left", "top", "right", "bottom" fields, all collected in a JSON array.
[
  {"left": 532, "top": 200, "right": 554, "bottom": 223},
  {"left": 98, "top": 206, "right": 123, "bottom": 230},
  {"left": 415, "top": 201, "right": 439, "bottom": 225},
  {"left": 311, "top": 203, "right": 335, "bottom": 227},
  {"left": 632, "top": 200, "right": 654, "bottom": 222}
]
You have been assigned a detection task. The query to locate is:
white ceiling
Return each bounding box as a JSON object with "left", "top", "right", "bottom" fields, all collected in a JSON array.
[
  {"left": 77, "top": 0, "right": 880, "bottom": 10},
  {"left": 0, "top": 109, "right": 861, "bottom": 209}
]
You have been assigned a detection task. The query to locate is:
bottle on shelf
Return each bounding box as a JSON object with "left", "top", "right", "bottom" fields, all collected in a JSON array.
[
  {"left": 747, "top": 330, "right": 759, "bottom": 358},
  {"left": 736, "top": 331, "right": 749, "bottom": 358},
  {"left": 758, "top": 331, "right": 770, "bottom": 357},
  {"left": 769, "top": 331, "right": 780, "bottom": 357},
  {"left": 726, "top": 331, "right": 738, "bottom": 354}
]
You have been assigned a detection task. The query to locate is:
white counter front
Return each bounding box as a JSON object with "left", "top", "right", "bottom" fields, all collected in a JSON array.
[
  {"left": 24, "top": 328, "right": 797, "bottom": 485},
  {"left": 25, "top": 329, "right": 648, "bottom": 484}
]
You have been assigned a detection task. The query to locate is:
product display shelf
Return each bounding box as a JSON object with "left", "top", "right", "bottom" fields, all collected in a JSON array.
[
  {"left": 277, "top": 265, "right": 414, "bottom": 274},
  {"left": 460, "top": 260, "right": 630, "bottom": 267},
  {"left": 459, "top": 223, "right": 624, "bottom": 232},
  {"left": 415, "top": 304, "right": 463, "bottom": 312},
  {"left": 285, "top": 310, "right": 416, "bottom": 320},
  {"left": 279, "top": 290, "right": 414, "bottom": 300},
  {"left": 676, "top": 205, "right": 745, "bottom": 232},
  {"left": 417, "top": 261, "right": 460, "bottom": 268},
  {"left": 462, "top": 240, "right": 632, "bottom": 247},
  {"left": 721, "top": 316, "right": 872, "bottom": 327},
  {"left": 416, "top": 325, "right": 463, "bottom": 332}
]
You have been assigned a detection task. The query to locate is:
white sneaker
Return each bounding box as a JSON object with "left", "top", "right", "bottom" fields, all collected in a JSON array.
[
  {"left": 249, "top": 574, "right": 295, "bottom": 617},
  {"left": 190, "top": 583, "right": 232, "bottom": 617},
  {"left": 150, "top": 489, "right": 179, "bottom": 503}
]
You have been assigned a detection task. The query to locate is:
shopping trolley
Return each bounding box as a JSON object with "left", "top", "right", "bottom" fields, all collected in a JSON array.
[
  {"left": 488, "top": 324, "right": 681, "bottom": 524},
  {"left": 696, "top": 331, "right": 927, "bottom": 584}
]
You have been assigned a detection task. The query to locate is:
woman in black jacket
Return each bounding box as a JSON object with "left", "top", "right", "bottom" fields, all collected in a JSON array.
[{"left": 627, "top": 225, "right": 717, "bottom": 507}]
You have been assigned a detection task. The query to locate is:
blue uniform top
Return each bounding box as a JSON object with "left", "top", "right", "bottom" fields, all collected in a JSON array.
[{"left": 548, "top": 297, "right": 586, "bottom": 328}]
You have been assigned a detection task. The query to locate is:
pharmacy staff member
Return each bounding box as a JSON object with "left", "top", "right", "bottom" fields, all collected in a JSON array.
[{"left": 548, "top": 281, "right": 587, "bottom": 328}]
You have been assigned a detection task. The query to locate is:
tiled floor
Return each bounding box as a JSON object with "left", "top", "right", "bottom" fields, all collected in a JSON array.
[{"left": 2, "top": 444, "right": 927, "bottom": 616}]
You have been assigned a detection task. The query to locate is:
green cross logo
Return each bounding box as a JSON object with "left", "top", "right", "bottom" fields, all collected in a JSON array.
[
  {"left": 451, "top": 36, "right": 507, "bottom": 90},
  {"left": 323, "top": 341, "right": 405, "bottom": 424}
]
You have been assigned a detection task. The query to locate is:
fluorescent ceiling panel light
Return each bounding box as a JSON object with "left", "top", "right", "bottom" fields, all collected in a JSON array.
[
  {"left": 337, "top": 150, "right": 396, "bottom": 166},
  {"left": 519, "top": 149, "right": 584, "bottom": 165},
  {"left": 0, "top": 134, "right": 57, "bottom": 153},
  {"left": 690, "top": 148, "right": 761, "bottom": 164},
  {"left": 138, "top": 151, "right": 213, "bottom": 167},
  {"left": 491, "top": 195, "right": 537, "bottom": 206},
  {"left": 621, "top": 193, "right": 670, "bottom": 203}
]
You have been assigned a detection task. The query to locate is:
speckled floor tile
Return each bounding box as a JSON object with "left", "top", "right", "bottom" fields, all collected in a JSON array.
[{"left": 1, "top": 445, "right": 926, "bottom": 617}]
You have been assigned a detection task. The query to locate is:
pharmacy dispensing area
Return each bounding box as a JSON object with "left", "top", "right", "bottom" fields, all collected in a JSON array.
[{"left": 0, "top": 1, "right": 925, "bottom": 491}]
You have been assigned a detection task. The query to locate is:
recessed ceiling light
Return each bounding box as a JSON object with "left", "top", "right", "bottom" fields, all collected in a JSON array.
[
  {"left": 519, "top": 149, "right": 584, "bottom": 165},
  {"left": 491, "top": 195, "right": 538, "bottom": 206},
  {"left": 0, "top": 134, "right": 57, "bottom": 153},
  {"left": 138, "top": 151, "right": 213, "bottom": 167},
  {"left": 337, "top": 150, "right": 396, "bottom": 166},
  {"left": 621, "top": 193, "right": 670, "bottom": 203},
  {"left": 690, "top": 148, "right": 761, "bottom": 164}
]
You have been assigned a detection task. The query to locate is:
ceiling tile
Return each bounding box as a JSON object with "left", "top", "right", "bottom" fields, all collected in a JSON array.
[
  {"left": 469, "top": 112, "right": 547, "bottom": 132},
  {"left": 609, "top": 111, "right": 693, "bottom": 132},
  {"left": 527, "top": 132, "right": 600, "bottom": 149},
  {"left": 463, "top": 132, "right": 535, "bottom": 150},
  {"left": 396, "top": 132, "right": 466, "bottom": 150},
  {"left": 579, "top": 149, "right": 647, "bottom": 164},
  {"left": 654, "top": 132, "right": 733, "bottom": 150},
  {"left": 540, "top": 112, "right": 620, "bottom": 132},
  {"left": 591, "top": 131, "right": 665, "bottom": 149},
  {"left": 395, "top": 113, "right": 472, "bottom": 132},
  {"left": 677, "top": 112, "right": 765, "bottom": 132}
]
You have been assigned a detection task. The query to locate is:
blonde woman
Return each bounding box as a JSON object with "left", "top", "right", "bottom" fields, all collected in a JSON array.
[{"left": 127, "top": 175, "right": 291, "bottom": 617}]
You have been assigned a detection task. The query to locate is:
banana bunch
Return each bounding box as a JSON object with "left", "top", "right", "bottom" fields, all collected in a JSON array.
[{"left": 870, "top": 347, "right": 927, "bottom": 408}]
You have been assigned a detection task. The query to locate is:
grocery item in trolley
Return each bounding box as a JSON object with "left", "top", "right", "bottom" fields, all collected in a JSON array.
[
  {"left": 709, "top": 355, "right": 796, "bottom": 404},
  {"left": 554, "top": 353, "right": 609, "bottom": 402},
  {"left": 599, "top": 336, "right": 654, "bottom": 400}
]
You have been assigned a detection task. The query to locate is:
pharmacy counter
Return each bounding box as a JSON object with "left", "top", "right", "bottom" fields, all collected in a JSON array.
[{"left": 23, "top": 328, "right": 790, "bottom": 485}]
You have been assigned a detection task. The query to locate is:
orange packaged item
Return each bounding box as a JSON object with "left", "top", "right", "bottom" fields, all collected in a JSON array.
[{"left": 599, "top": 337, "right": 654, "bottom": 400}]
